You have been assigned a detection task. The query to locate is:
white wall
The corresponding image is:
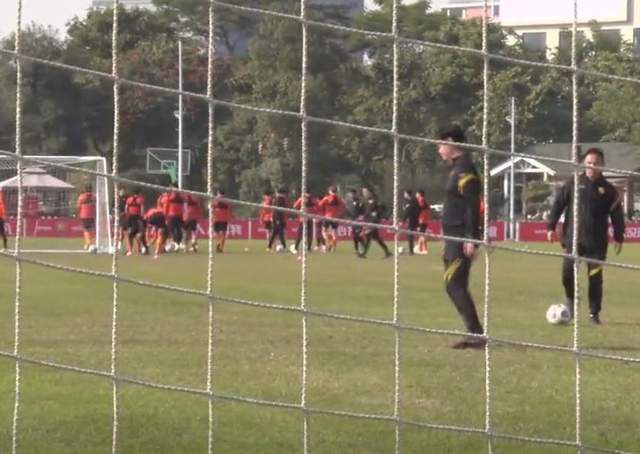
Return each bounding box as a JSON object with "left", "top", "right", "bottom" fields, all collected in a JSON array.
[{"left": 501, "top": 0, "right": 629, "bottom": 27}]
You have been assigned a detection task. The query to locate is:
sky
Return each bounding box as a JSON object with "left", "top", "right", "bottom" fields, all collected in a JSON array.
[
  {"left": 0, "top": 0, "right": 432, "bottom": 39},
  {"left": 1, "top": 0, "right": 93, "bottom": 38}
]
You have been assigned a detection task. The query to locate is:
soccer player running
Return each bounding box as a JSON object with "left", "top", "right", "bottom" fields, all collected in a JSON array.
[
  {"left": 212, "top": 190, "right": 232, "bottom": 253},
  {"left": 402, "top": 189, "right": 420, "bottom": 255},
  {"left": 437, "top": 125, "right": 485, "bottom": 349},
  {"left": 345, "top": 188, "right": 365, "bottom": 254},
  {"left": 260, "top": 189, "right": 274, "bottom": 251},
  {"left": 77, "top": 184, "right": 96, "bottom": 251},
  {"left": 124, "top": 188, "right": 148, "bottom": 256},
  {"left": 358, "top": 186, "right": 392, "bottom": 259},
  {"left": 0, "top": 190, "right": 7, "bottom": 250},
  {"left": 317, "top": 186, "right": 345, "bottom": 252},
  {"left": 292, "top": 188, "right": 316, "bottom": 254},
  {"left": 268, "top": 187, "right": 289, "bottom": 252},
  {"left": 546, "top": 147, "right": 625, "bottom": 324},
  {"left": 144, "top": 206, "right": 168, "bottom": 259},
  {"left": 166, "top": 184, "right": 185, "bottom": 251},
  {"left": 183, "top": 193, "right": 202, "bottom": 253},
  {"left": 415, "top": 190, "right": 431, "bottom": 254}
]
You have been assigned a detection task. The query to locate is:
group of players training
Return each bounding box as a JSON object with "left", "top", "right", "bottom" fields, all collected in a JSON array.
[
  {"left": 258, "top": 185, "right": 432, "bottom": 259},
  {"left": 76, "top": 123, "right": 625, "bottom": 348}
]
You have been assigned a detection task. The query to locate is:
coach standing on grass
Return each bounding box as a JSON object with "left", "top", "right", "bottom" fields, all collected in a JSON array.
[
  {"left": 437, "top": 125, "right": 485, "bottom": 349},
  {"left": 546, "top": 147, "right": 625, "bottom": 324}
]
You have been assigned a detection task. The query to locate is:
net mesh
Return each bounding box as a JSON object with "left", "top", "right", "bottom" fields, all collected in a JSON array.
[{"left": 1, "top": 0, "right": 639, "bottom": 453}]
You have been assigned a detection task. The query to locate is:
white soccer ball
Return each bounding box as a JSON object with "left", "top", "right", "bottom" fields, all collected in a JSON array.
[
  {"left": 87, "top": 245, "right": 98, "bottom": 254},
  {"left": 275, "top": 244, "right": 285, "bottom": 253},
  {"left": 546, "top": 304, "right": 571, "bottom": 325},
  {"left": 397, "top": 246, "right": 405, "bottom": 255}
]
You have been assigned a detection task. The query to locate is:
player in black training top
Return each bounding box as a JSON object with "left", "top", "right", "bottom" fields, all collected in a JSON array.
[
  {"left": 268, "top": 187, "right": 289, "bottom": 251},
  {"left": 402, "top": 189, "right": 420, "bottom": 255},
  {"left": 546, "top": 147, "right": 625, "bottom": 324},
  {"left": 345, "top": 189, "right": 365, "bottom": 254},
  {"left": 358, "top": 186, "right": 391, "bottom": 259},
  {"left": 438, "top": 125, "right": 484, "bottom": 350},
  {"left": 117, "top": 187, "right": 129, "bottom": 251}
]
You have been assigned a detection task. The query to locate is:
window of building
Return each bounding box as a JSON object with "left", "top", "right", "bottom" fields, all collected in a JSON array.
[
  {"left": 633, "top": 28, "right": 640, "bottom": 56},
  {"left": 593, "top": 28, "right": 621, "bottom": 52},
  {"left": 522, "top": 32, "right": 547, "bottom": 52},
  {"left": 559, "top": 30, "right": 585, "bottom": 51},
  {"left": 446, "top": 7, "right": 464, "bottom": 19}
]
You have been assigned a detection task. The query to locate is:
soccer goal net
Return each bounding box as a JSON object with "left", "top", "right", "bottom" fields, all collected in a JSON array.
[
  {"left": 2, "top": 0, "right": 640, "bottom": 453},
  {"left": 0, "top": 155, "right": 112, "bottom": 253}
]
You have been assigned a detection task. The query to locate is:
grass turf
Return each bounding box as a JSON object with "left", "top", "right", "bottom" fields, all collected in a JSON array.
[{"left": 0, "top": 239, "right": 639, "bottom": 453}]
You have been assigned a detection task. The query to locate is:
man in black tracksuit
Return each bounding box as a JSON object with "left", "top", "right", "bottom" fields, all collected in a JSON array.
[
  {"left": 358, "top": 187, "right": 392, "bottom": 259},
  {"left": 345, "top": 189, "right": 365, "bottom": 254},
  {"left": 546, "top": 147, "right": 625, "bottom": 324},
  {"left": 402, "top": 189, "right": 420, "bottom": 255},
  {"left": 438, "top": 125, "right": 485, "bottom": 349},
  {"left": 268, "top": 187, "right": 289, "bottom": 251}
]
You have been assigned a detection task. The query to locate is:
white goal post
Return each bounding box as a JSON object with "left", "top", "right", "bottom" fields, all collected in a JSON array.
[{"left": 0, "top": 155, "right": 113, "bottom": 253}]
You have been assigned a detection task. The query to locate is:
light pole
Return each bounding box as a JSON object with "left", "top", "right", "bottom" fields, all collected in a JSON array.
[
  {"left": 506, "top": 96, "right": 516, "bottom": 240},
  {"left": 178, "top": 39, "right": 184, "bottom": 189}
]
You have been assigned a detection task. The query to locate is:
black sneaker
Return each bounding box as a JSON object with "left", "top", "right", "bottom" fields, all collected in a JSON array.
[
  {"left": 590, "top": 313, "right": 601, "bottom": 325},
  {"left": 450, "top": 338, "right": 486, "bottom": 350}
]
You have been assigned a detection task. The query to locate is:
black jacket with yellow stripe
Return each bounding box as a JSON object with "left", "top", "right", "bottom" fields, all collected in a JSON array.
[
  {"left": 547, "top": 173, "right": 625, "bottom": 253},
  {"left": 442, "top": 152, "right": 481, "bottom": 240}
]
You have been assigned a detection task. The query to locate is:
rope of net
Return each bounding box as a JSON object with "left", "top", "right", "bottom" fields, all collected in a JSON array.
[{"left": 5, "top": 0, "right": 639, "bottom": 453}]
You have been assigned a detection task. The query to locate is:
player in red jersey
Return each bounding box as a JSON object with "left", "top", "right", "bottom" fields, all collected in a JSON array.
[
  {"left": 76, "top": 184, "right": 96, "bottom": 251},
  {"left": 166, "top": 184, "right": 185, "bottom": 250},
  {"left": 415, "top": 190, "right": 431, "bottom": 254},
  {"left": 259, "top": 189, "right": 274, "bottom": 251},
  {"left": 292, "top": 188, "right": 316, "bottom": 254},
  {"left": 212, "top": 190, "right": 233, "bottom": 253},
  {"left": 183, "top": 193, "right": 202, "bottom": 253},
  {"left": 144, "top": 207, "right": 167, "bottom": 259},
  {"left": 317, "top": 185, "right": 345, "bottom": 252},
  {"left": 124, "top": 188, "right": 148, "bottom": 256}
]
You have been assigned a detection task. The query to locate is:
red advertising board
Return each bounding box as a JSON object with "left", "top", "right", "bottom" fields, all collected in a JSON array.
[
  {"left": 518, "top": 221, "right": 640, "bottom": 242},
  {"left": 0, "top": 218, "right": 508, "bottom": 241}
]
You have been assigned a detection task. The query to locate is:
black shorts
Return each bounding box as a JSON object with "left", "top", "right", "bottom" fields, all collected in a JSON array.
[
  {"left": 184, "top": 219, "right": 197, "bottom": 232},
  {"left": 418, "top": 223, "right": 428, "bottom": 233},
  {"left": 214, "top": 221, "right": 228, "bottom": 233},
  {"left": 119, "top": 214, "right": 128, "bottom": 230},
  {"left": 82, "top": 218, "right": 95, "bottom": 230},
  {"left": 127, "top": 215, "right": 143, "bottom": 231},
  {"left": 323, "top": 220, "right": 339, "bottom": 230},
  {"left": 0, "top": 218, "right": 5, "bottom": 235},
  {"left": 148, "top": 213, "right": 166, "bottom": 229},
  {"left": 263, "top": 221, "right": 272, "bottom": 230}
]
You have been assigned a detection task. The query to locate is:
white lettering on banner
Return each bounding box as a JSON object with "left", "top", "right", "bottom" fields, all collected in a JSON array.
[
  {"left": 624, "top": 227, "right": 640, "bottom": 239},
  {"left": 337, "top": 225, "right": 351, "bottom": 237},
  {"left": 228, "top": 224, "right": 242, "bottom": 237}
]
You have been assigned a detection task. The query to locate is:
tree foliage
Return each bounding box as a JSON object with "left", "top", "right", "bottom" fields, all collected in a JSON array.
[{"left": 0, "top": 2, "right": 639, "bottom": 205}]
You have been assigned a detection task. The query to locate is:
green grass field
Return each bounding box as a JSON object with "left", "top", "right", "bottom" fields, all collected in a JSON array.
[{"left": 1, "top": 239, "right": 639, "bottom": 453}]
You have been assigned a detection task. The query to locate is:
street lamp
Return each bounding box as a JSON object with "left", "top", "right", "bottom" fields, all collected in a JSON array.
[
  {"left": 505, "top": 97, "right": 516, "bottom": 240},
  {"left": 177, "top": 39, "right": 184, "bottom": 189}
]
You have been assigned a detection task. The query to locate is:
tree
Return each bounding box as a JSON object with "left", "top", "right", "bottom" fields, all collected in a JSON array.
[{"left": 0, "top": 25, "right": 84, "bottom": 155}]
